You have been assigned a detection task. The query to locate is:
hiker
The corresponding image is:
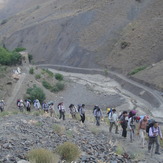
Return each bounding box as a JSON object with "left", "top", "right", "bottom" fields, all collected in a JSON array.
[
  {"left": 69, "top": 104, "right": 77, "bottom": 119},
  {"left": 42, "top": 101, "right": 49, "bottom": 113},
  {"left": 108, "top": 108, "right": 119, "bottom": 134},
  {"left": 25, "top": 100, "right": 31, "bottom": 112},
  {"left": 79, "top": 104, "right": 86, "bottom": 123},
  {"left": 94, "top": 106, "right": 103, "bottom": 126},
  {"left": 49, "top": 103, "right": 55, "bottom": 117},
  {"left": 17, "top": 99, "right": 24, "bottom": 112},
  {"left": 137, "top": 116, "right": 148, "bottom": 148},
  {"left": 119, "top": 111, "right": 128, "bottom": 138},
  {"left": 0, "top": 100, "right": 5, "bottom": 112},
  {"left": 128, "top": 110, "right": 137, "bottom": 142},
  {"left": 34, "top": 99, "right": 41, "bottom": 110},
  {"left": 148, "top": 122, "right": 162, "bottom": 155},
  {"left": 58, "top": 102, "right": 65, "bottom": 120}
]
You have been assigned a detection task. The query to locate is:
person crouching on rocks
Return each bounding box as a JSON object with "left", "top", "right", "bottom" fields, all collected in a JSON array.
[
  {"left": 79, "top": 104, "right": 86, "bottom": 124},
  {"left": 108, "top": 108, "right": 119, "bottom": 134},
  {"left": 94, "top": 106, "right": 103, "bottom": 126},
  {"left": 58, "top": 102, "right": 66, "bottom": 120}
]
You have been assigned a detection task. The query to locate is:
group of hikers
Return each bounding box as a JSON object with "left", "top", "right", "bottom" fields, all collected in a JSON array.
[{"left": 1, "top": 98, "right": 162, "bottom": 155}]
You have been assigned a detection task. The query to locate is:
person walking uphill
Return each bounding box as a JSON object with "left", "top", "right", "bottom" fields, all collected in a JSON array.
[
  {"left": 58, "top": 102, "right": 65, "bottom": 120},
  {"left": 108, "top": 109, "right": 119, "bottom": 134},
  {"left": 119, "top": 111, "right": 128, "bottom": 138},
  {"left": 79, "top": 104, "right": 86, "bottom": 123},
  {"left": 137, "top": 116, "right": 148, "bottom": 148},
  {"left": 148, "top": 122, "right": 162, "bottom": 155},
  {"left": 0, "top": 100, "right": 5, "bottom": 112},
  {"left": 94, "top": 106, "right": 103, "bottom": 126}
]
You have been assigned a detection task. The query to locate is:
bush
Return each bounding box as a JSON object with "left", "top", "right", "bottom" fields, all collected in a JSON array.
[
  {"left": 14, "top": 47, "right": 26, "bottom": 52},
  {"left": 28, "top": 148, "right": 59, "bottom": 163},
  {"left": 28, "top": 54, "right": 33, "bottom": 63},
  {"left": 56, "top": 82, "right": 65, "bottom": 91},
  {"left": 42, "top": 80, "right": 52, "bottom": 90},
  {"left": 55, "top": 73, "right": 64, "bottom": 81},
  {"left": 29, "top": 67, "right": 34, "bottom": 74},
  {"left": 51, "top": 86, "right": 59, "bottom": 93},
  {"left": 42, "top": 69, "right": 54, "bottom": 78},
  {"left": 35, "top": 74, "right": 41, "bottom": 80},
  {"left": 26, "top": 85, "right": 46, "bottom": 103},
  {"left": 0, "top": 47, "right": 22, "bottom": 65},
  {"left": 52, "top": 124, "right": 65, "bottom": 135},
  {"left": 56, "top": 142, "right": 80, "bottom": 162},
  {"left": 128, "top": 66, "right": 147, "bottom": 75}
]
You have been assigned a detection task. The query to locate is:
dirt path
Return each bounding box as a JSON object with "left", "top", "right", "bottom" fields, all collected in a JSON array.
[{"left": 6, "top": 52, "right": 29, "bottom": 110}]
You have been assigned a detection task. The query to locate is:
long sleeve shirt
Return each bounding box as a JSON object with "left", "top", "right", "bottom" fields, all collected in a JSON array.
[
  {"left": 94, "top": 109, "right": 103, "bottom": 117},
  {"left": 108, "top": 112, "right": 118, "bottom": 123},
  {"left": 149, "top": 126, "right": 162, "bottom": 138}
]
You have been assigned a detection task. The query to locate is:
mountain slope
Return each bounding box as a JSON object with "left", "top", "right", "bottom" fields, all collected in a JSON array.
[{"left": 0, "top": 0, "right": 162, "bottom": 89}]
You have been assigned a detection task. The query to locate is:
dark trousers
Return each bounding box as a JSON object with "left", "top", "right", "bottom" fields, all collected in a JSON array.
[
  {"left": 148, "top": 136, "right": 160, "bottom": 153},
  {"left": 80, "top": 114, "right": 85, "bottom": 123},
  {"left": 59, "top": 110, "right": 65, "bottom": 120},
  {"left": 109, "top": 122, "right": 118, "bottom": 133},
  {"left": 95, "top": 117, "right": 101, "bottom": 126},
  {"left": 121, "top": 124, "right": 127, "bottom": 138},
  {"left": 0, "top": 106, "right": 4, "bottom": 112},
  {"left": 26, "top": 107, "right": 30, "bottom": 112}
]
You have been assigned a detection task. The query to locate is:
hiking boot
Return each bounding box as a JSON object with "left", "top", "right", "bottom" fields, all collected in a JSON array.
[{"left": 155, "top": 152, "right": 161, "bottom": 155}]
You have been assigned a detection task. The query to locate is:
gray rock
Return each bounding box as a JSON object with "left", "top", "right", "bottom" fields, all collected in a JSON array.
[{"left": 17, "top": 160, "right": 30, "bottom": 163}]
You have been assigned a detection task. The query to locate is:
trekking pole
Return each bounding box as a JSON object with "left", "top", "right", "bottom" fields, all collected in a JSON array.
[{"left": 151, "top": 142, "right": 154, "bottom": 158}]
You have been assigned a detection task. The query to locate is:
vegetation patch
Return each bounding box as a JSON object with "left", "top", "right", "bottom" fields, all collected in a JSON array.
[
  {"left": 42, "top": 69, "right": 54, "bottom": 78},
  {"left": 28, "top": 54, "right": 33, "bottom": 63},
  {"left": 0, "top": 47, "right": 22, "bottom": 65},
  {"left": 35, "top": 74, "right": 41, "bottom": 80},
  {"left": 27, "top": 148, "right": 59, "bottom": 163},
  {"left": 26, "top": 85, "right": 46, "bottom": 103},
  {"left": 0, "top": 111, "right": 10, "bottom": 117},
  {"left": 52, "top": 124, "right": 65, "bottom": 135},
  {"left": 29, "top": 67, "right": 34, "bottom": 74},
  {"left": 14, "top": 47, "right": 26, "bottom": 52},
  {"left": 42, "top": 80, "right": 52, "bottom": 90},
  {"left": 128, "top": 66, "right": 147, "bottom": 75},
  {"left": 55, "top": 73, "right": 64, "bottom": 81},
  {"left": 56, "top": 142, "right": 80, "bottom": 162},
  {"left": 116, "top": 144, "right": 124, "bottom": 155}
]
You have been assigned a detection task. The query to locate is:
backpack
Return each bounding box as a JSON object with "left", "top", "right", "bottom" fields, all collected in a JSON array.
[
  {"left": 146, "top": 119, "right": 155, "bottom": 134},
  {"left": 129, "top": 110, "right": 136, "bottom": 118}
]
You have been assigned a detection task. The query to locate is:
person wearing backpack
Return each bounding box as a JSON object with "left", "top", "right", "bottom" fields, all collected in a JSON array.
[
  {"left": 25, "top": 100, "right": 31, "bottom": 112},
  {"left": 120, "top": 111, "right": 128, "bottom": 138},
  {"left": 94, "top": 106, "right": 103, "bottom": 126},
  {"left": 18, "top": 99, "right": 24, "bottom": 112},
  {"left": 58, "top": 102, "right": 65, "bottom": 120},
  {"left": 49, "top": 103, "right": 55, "bottom": 117},
  {"left": 69, "top": 104, "right": 77, "bottom": 119},
  {"left": 108, "top": 109, "right": 118, "bottom": 134},
  {"left": 148, "top": 122, "right": 162, "bottom": 155},
  {"left": 79, "top": 104, "right": 86, "bottom": 124},
  {"left": 137, "top": 116, "right": 148, "bottom": 148}
]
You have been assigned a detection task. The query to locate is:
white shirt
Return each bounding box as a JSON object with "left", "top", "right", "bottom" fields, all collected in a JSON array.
[{"left": 108, "top": 112, "right": 118, "bottom": 123}]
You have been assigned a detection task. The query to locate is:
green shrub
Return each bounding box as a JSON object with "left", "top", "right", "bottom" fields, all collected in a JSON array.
[
  {"left": 56, "top": 142, "right": 80, "bottom": 162},
  {"left": 55, "top": 73, "right": 64, "bottom": 81},
  {"left": 35, "top": 74, "right": 41, "bottom": 80},
  {"left": 0, "top": 47, "right": 22, "bottom": 65},
  {"left": 29, "top": 67, "right": 34, "bottom": 74},
  {"left": 28, "top": 54, "right": 33, "bottom": 63},
  {"left": 14, "top": 47, "right": 26, "bottom": 52},
  {"left": 52, "top": 124, "right": 65, "bottom": 135},
  {"left": 51, "top": 86, "right": 59, "bottom": 93},
  {"left": 28, "top": 148, "right": 59, "bottom": 163},
  {"left": 116, "top": 144, "right": 124, "bottom": 155},
  {"left": 26, "top": 85, "right": 46, "bottom": 103},
  {"left": 42, "top": 69, "right": 54, "bottom": 77},
  {"left": 56, "top": 82, "right": 65, "bottom": 91},
  {"left": 42, "top": 80, "right": 52, "bottom": 90},
  {"left": 128, "top": 66, "right": 147, "bottom": 75}
]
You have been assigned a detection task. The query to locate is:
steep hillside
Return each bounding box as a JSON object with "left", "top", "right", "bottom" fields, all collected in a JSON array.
[{"left": 0, "top": 0, "right": 162, "bottom": 89}]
